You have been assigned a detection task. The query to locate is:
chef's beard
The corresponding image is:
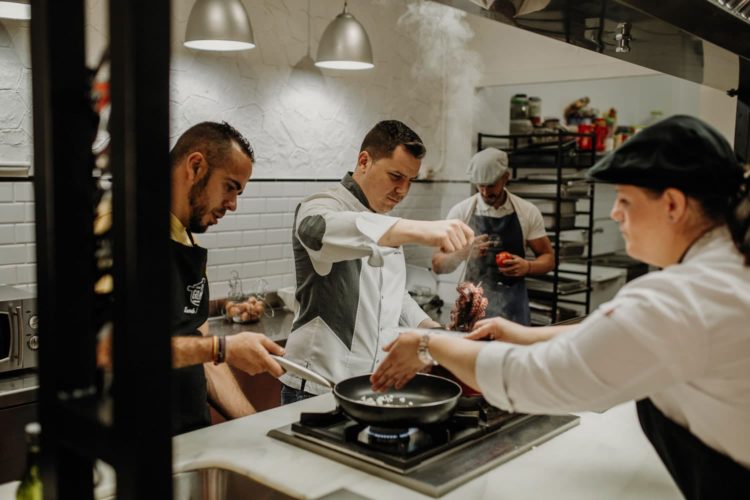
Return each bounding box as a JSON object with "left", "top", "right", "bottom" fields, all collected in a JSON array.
[
  {"left": 187, "top": 174, "right": 211, "bottom": 233},
  {"left": 481, "top": 194, "right": 498, "bottom": 205}
]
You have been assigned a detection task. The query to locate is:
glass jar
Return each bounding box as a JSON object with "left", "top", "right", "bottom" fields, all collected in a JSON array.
[
  {"left": 509, "top": 94, "right": 529, "bottom": 120},
  {"left": 528, "top": 96, "right": 542, "bottom": 125}
]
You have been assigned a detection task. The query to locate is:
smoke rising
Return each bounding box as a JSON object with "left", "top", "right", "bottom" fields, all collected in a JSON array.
[{"left": 397, "top": 1, "right": 483, "bottom": 177}]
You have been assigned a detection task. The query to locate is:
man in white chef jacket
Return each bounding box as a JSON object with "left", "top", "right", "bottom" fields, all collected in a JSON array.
[{"left": 280, "top": 120, "right": 474, "bottom": 403}]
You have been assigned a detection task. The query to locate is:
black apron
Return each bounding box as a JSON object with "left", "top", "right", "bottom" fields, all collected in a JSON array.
[
  {"left": 169, "top": 233, "right": 210, "bottom": 435},
  {"left": 637, "top": 399, "right": 750, "bottom": 499},
  {"left": 465, "top": 196, "right": 531, "bottom": 325}
]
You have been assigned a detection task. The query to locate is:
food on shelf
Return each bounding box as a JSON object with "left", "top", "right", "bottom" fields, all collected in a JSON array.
[
  {"left": 447, "top": 281, "right": 489, "bottom": 332},
  {"left": 224, "top": 296, "right": 266, "bottom": 323}
]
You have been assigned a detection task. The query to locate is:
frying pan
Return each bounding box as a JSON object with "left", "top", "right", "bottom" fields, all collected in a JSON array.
[{"left": 272, "top": 356, "right": 462, "bottom": 428}]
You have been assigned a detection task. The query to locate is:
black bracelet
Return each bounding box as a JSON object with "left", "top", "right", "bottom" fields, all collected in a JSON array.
[{"left": 214, "top": 335, "right": 226, "bottom": 365}]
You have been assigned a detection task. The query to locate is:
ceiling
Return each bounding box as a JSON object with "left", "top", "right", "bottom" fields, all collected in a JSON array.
[{"left": 435, "top": 0, "right": 750, "bottom": 95}]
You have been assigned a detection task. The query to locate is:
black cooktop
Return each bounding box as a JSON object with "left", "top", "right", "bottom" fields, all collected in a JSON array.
[
  {"left": 289, "top": 398, "right": 530, "bottom": 473},
  {"left": 268, "top": 399, "right": 580, "bottom": 497}
]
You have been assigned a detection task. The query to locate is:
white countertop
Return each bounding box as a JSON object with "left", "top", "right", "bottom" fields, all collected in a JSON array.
[
  {"left": 172, "top": 395, "right": 681, "bottom": 499},
  {"left": 0, "top": 396, "right": 683, "bottom": 499}
]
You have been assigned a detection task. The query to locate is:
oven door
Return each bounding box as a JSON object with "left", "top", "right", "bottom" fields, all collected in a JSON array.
[{"left": 0, "top": 303, "right": 23, "bottom": 374}]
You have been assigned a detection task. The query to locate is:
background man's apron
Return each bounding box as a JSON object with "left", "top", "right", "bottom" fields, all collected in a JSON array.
[
  {"left": 465, "top": 197, "right": 531, "bottom": 325},
  {"left": 637, "top": 399, "right": 750, "bottom": 499},
  {"left": 169, "top": 233, "right": 210, "bottom": 434}
]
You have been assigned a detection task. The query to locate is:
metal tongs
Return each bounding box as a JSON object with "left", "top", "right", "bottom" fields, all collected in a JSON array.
[{"left": 457, "top": 196, "right": 480, "bottom": 284}]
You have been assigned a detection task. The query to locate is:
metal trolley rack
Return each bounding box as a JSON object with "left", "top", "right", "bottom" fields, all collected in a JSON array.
[{"left": 477, "top": 132, "right": 597, "bottom": 324}]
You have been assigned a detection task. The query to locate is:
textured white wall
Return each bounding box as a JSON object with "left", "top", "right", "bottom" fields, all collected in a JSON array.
[{"left": 169, "top": 0, "right": 457, "bottom": 178}]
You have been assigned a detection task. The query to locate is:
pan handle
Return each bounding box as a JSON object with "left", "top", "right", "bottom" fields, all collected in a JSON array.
[{"left": 271, "top": 355, "right": 334, "bottom": 390}]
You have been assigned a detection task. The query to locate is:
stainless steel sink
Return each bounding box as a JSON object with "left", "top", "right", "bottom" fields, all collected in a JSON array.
[{"left": 172, "top": 467, "right": 294, "bottom": 500}]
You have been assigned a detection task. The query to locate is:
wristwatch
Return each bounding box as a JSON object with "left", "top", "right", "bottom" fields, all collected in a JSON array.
[{"left": 417, "top": 333, "right": 438, "bottom": 366}]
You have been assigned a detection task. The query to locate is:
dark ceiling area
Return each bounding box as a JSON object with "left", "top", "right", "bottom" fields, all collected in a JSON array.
[{"left": 435, "top": 0, "right": 750, "bottom": 95}]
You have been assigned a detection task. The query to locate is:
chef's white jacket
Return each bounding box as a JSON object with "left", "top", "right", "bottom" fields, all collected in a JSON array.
[
  {"left": 476, "top": 226, "right": 750, "bottom": 467},
  {"left": 281, "top": 178, "right": 429, "bottom": 395}
]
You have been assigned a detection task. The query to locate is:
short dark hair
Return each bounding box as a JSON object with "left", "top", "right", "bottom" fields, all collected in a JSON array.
[
  {"left": 170, "top": 121, "right": 255, "bottom": 169},
  {"left": 359, "top": 120, "right": 426, "bottom": 161}
]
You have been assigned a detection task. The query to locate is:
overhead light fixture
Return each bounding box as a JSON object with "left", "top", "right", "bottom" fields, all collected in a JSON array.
[
  {"left": 184, "top": 0, "right": 255, "bottom": 52},
  {"left": 315, "top": 1, "right": 374, "bottom": 70},
  {"left": 0, "top": 0, "right": 30, "bottom": 20}
]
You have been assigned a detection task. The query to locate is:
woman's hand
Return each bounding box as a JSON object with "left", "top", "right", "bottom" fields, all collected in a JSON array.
[
  {"left": 467, "top": 317, "right": 564, "bottom": 345},
  {"left": 370, "top": 331, "right": 427, "bottom": 392},
  {"left": 466, "top": 316, "right": 531, "bottom": 344}
]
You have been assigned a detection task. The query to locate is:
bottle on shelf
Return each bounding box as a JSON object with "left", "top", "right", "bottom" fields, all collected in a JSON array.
[
  {"left": 528, "top": 96, "right": 542, "bottom": 126},
  {"left": 16, "top": 422, "right": 42, "bottom": 500}
]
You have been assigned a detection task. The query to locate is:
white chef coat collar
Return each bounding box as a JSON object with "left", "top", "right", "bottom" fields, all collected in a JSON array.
[{"left": 680, "top": 225, "right": 730, "bottom": 263}]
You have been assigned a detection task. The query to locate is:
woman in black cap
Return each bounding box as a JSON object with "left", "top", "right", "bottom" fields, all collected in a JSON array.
[{"left": 371, "top": 115, "right": 750, "bottom": 499}]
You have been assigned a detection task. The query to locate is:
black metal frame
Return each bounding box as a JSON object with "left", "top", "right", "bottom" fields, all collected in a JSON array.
[
  {"left": 477, "top": 132, "right": 597, "bottom": 324},
  {"left": 30, "top": 0, "right": 172, "bottom": 498}
]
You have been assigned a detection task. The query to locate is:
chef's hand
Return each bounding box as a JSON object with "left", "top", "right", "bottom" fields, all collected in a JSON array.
[
  {"left": 469, "top": 234, "right": 491, "bottom": 259},
  {"left": 466, "top": 317, "right": 533, "bottom": 345},
  {"left": 381, "top": 219, "right": 474, "bottom": 253},
  {"left": 498, "top": 254, "right": 532, "bottom": 277},
  {"left": 370, "top": 331, "right": 427, "bottom": 392},
  {"left": 226, "top": 332, "right": 285, "bottom": 377}
]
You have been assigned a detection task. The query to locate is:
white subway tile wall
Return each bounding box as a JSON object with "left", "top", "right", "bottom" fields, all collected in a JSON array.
[
  {"left": 0, "top": 182, "right": 36, "bottom": 293},
  {"left": 0, "top": 179, "right": 628, "bottom": 298}
]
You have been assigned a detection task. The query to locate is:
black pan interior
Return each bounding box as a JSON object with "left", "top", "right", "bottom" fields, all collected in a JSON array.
[{"left": 335, "top": 373, "right": 461, "bottom": 407}]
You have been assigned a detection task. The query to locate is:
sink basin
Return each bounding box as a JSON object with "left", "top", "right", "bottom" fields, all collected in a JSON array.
[{"left": 173, "top": 467, "right": 294, "bottom": 500}]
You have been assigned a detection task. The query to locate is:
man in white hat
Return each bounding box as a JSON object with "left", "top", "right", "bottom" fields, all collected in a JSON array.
[{"left": 432, "top": 147, "right": 554, "bottom": 324}]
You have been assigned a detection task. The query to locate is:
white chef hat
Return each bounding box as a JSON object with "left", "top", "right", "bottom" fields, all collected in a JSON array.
[{"left": 466, "top": 148, "right": 509, "bottom": 185}]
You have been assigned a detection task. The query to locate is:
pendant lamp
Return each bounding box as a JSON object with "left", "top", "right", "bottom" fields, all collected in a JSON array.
[
  {"left": 315, "top": 1, "right": 373, "bottom": 70},
  {"left": 184, "top": 0, "right": 255, "bottom": 52},
  {"left": 0, "top": 0, "right": 30, "bottom": 20}
]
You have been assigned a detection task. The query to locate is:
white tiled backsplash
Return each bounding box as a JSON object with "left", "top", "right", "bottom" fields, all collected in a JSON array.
[
  {"left": 0, "top": 179, "right": 625, "bottom": 297},
  {"left": 0, "top": 179, "right": 471, "bottom": 298}
]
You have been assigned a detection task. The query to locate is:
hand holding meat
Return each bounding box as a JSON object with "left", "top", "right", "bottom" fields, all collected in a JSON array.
[
  {"left": 225, "top": 332, "right": 285, "bottom": 376},
  {"left": 370, "top": 331, "right": 425, "bottom": 392}
]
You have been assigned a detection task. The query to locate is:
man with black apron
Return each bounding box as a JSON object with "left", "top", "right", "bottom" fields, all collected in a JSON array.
[
  {"left": 433, "top": 148, "right": 554, "bottom": 325},
  {"left": 165, "top": 121, "right": 285, "bottom": 434}
]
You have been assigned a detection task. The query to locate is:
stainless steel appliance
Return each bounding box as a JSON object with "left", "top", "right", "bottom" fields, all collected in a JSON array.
[
  {"left": 0, "top": 285, "right": 38, "bottom": 375},
  {"left": 268, "top": 398, "right": 578, "bottom": 497}
]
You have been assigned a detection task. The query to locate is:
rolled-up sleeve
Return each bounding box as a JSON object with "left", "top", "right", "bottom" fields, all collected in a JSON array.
[
  {"left": 474, "top": 291, "right": 706, "bottom": 414},
  {"left": 296, "top": 198, "right": 401, "bottom": 274},
  {"left": 399, "top": 291, "right": 430, "bottom": 327}
]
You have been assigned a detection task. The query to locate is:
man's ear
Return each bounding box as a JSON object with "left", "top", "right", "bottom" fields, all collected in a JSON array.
[
  {"left": 184, "top": 152, "right": 207, "bottom": 183},
  {"left": 356, "top": 151, "right": 371, "bottom": 174}
]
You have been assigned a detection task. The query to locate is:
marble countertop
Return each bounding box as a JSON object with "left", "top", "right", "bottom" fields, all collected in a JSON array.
[
  {"left": 0, "top": 395, "right": 683, "bottom": 500},
  {"left": 169, "top": 396, "right": 682, "bottom": 500}
]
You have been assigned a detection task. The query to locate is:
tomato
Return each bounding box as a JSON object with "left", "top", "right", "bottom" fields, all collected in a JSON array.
[{"left": 495, "top": 251, "right": 512, "bottom": 267}]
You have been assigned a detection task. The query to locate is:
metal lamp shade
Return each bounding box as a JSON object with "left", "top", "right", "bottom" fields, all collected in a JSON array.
[
  {"left": 315, "top": 12, "right": 374, "bottom": 70},
  {"left": 0, "top": 0, "right": 30, "bottom": 20},
  {"left": 184, "top": 0, "right": 255, "bottom": 52}
]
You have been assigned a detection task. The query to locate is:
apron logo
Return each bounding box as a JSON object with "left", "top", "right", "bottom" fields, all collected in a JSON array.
[{"left": 184, "top": 277, "right": 206, "bottom": 314}]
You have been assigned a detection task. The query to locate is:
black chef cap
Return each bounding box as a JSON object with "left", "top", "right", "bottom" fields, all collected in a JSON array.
[{"left": 586, "top": 115, "right": 744, "bottom": 197}]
